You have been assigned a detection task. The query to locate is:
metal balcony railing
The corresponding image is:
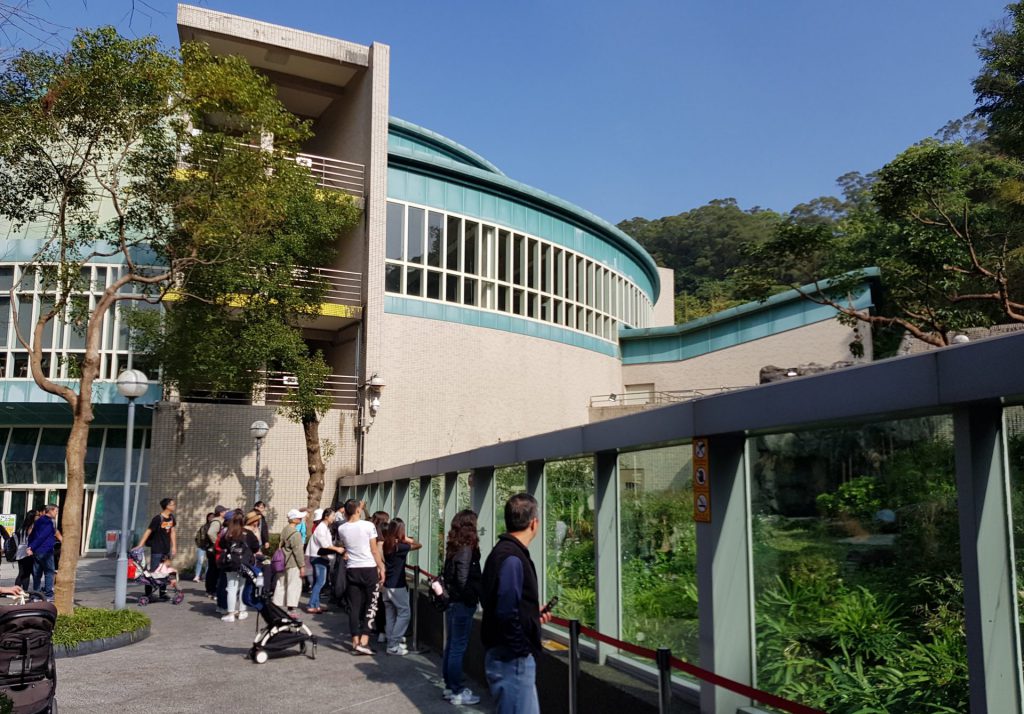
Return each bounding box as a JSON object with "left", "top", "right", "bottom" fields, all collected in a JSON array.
[
  {"left": 264, "top": 371, "right": 358, "bottom": 410},
  {"left": 589, "top": 386, "right": 747, "bottom": 408},
  {"left": 292, "top": 265, "right": 361, "bottom": 307}
]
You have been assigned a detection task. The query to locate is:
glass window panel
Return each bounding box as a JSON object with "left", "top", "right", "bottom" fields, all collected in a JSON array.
[
  {"left": 427, "top": 212, "right": 444, "bottom": 268},
  {"left": 545, "top": 458, "right": 595, "bottom": 624},
  {"left": 565, "top": 303, "right": 573, "bottom": 328},
  {"left": 482, "top": 226, "right": 495, "bottom": 278},
  {"left": 0, "top": 266, "right": 12, "bottom": 292},
  {"left": 67, "top": 297, "right": 88, "bottom": 350},
  {"left": 513, "top": 289, "right": 524, "bottom": 316},
  {"left": 36, "top": 428, "right": 69, "bottom": 484},
  {"left": 431, "top": 476, "right": 444, "bottom": 577},
  {"left": 426, "top": 271, "right": 441, "bottom": 300},
  {"left": 586, "top": 262, "right": 595, "bottom": 307},
  {"left": 541, "top": 297, "right": 551, "bottom": 322},
  {"left": 406, "top": 267, "right": 423, "bottom": 298},
  {"left": 463, "top": 278, "right": 477, "bottom": 306},
  {"left": 541, "top": 245, "right": 550, "bottom": 292},
  {"left": 751, "top": 416, "right": 965, "bottom": 712},
  {"left": 406, "top": 207, "right": 425, "bottom": 264},
  {"left": 39, "top": 297, "right": 55, "bottom": 348},
  {"left": 407, "top": 479, "right": 422, "bottom": 568},
  {"left": 5, "top": 428, "right": 37, "bottom": 484},
  {"left": 619, "top": 445, "right": 697, "bottom": 665},
  {"left": 554, "top": 249, "right": 563, "bottom": 296},
  {"left": 0, "top": 296, "right": 9, "bottom": 348},
  {"left": 482, "top": 282, "right": 495, "bottom": 310},
  {"left": 99, "top": 428, "right": 126, "bottom": 483},
  {"left": 464, "top": 222, "right": 478, "bottom": 275},
  {"left": 495, "top": 465, "right": 527, "bottom": 535},
  {"left": 527, "top": 292, "right": 537, "bottom": 319},
  {"left": 498, "top": 286, "right": 509, "bottom": 312},
  {"left": 88, "top": 484, "right": 123, "bottom": 550},
  {"left": 445, "top": 275, "right": 460, "bottom": 303},
  {"left": 527, "top": 240, "right": 537, "bottom": 289},
  {"left": 576, "top": 260, "right": 585, "bottom": 303},
  {"left": 566, "top": 255, "right": 575, "bottom": 302},
  {"left": 384, "top": 263, "right": 402, "bottom": 294},
  {"left": 446, "top": 217, "right": 461, "bottom": 270},
  {"left": 16, "top": 296, "right": 32, "bottom": 347},
  {"left": 513, "top": 235, "right": 524, "bottom": 286},
  {"left": 457, "top": 472, "right": 471, "bottom": 513},
  {"left": 498, "top": 230, "right": 510, "bottom": 282},
  {"left": 386, "top": 202, "right": 404, "bottom": 261},
  {"left": 9, "top": 492, "right": 26, "bottom": 530},
  {"left": 554, "top": 300, "right": 562, "bottom": 325}
]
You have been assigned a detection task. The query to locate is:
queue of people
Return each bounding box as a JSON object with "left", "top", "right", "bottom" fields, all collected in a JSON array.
[{"left": 132, "top": 491, "right": 548, "bottom": 712}]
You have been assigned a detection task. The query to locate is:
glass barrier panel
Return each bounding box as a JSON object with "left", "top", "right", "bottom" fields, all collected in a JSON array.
[
  {"left": 545, "top": 458, "right": 595, "bottom": 626},
  {"left": 431, "top": 476, "right": 444, "bottom": 577},
  {"left": 750, "top": 415, "right": 966, "bottom": 713},
  {"left": 618, "top": 444, "right": 698, "bottom": 667},
  {"left": 1006, "top": 405, "right": 1024, "bottom": 677},
  {"left": 458, "top": 472, "right": 471, "bottom": 513},
  {"left": 495, "top": 465, "right": 527, "bottom": 535}
]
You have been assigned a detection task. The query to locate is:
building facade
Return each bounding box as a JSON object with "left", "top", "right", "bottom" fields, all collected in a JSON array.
[{"left": 0, "top": 5, "right": 868, "bottom": 557}]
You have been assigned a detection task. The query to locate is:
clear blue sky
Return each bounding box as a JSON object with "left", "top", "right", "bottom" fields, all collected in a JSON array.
[{"left": 22, "top": 0, "right": 1013, "bottom": 222}]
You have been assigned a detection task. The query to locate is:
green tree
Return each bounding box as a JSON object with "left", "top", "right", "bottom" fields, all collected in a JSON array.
[{"left": 735, "top": 140, "right": 1024, "bottom": 346}]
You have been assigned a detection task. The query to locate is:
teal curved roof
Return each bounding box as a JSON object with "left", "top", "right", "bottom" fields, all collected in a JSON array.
[
  {"left": 389, "top": 117, "right": 505, "bottom": 176},
  {"left": 386, "top": 122, "right": 661, "bottom": 303}
]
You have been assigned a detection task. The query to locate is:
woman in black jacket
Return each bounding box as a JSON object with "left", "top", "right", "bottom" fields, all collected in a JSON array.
[{"left": 440, "top": 509, "right": 482, "bottom": 706}]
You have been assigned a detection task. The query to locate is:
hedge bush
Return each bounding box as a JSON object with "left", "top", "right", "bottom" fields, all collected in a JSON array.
[{"left": 53, "top": 607, "right": 150, "bottom": 647}]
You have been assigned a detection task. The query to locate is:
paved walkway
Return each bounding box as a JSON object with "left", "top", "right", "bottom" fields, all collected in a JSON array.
[{"left": 57, "top": 559, "right": 492, "bottom": 713}]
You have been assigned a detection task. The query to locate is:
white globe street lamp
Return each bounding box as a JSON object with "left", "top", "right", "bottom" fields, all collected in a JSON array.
[
  {"left": 114, "top": 368, "right": 148, "bottom": 610},
  {"left": 250, "top": 420, "right": 269, "bottom": 504}
]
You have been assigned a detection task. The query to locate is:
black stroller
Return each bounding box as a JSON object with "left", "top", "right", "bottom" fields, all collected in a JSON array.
[
  {"left": 0, "top": 591, "right": 57, "bottom": 713},
  {"left": 239, "top": 564, "right": 316, "bottom": 664}
]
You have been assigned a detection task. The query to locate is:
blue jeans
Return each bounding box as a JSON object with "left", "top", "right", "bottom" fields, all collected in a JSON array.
[
  {"left": 485, "top": 650, "right": 539, "bottom": 714},
  {"left": 194, "top": 548, "right": 207, "bottom": 579},
  {"left": 308, "top": 557, "right": 329, "bottom": 609},
  {"left": 442, "top": 601, "right": 476, "bottom": 692},
  {"left": 32, "top": 552, "right": 55, "bottom": 599}
]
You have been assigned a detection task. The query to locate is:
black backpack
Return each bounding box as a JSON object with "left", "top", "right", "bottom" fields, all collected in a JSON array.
[
  {"left": 3, "top": 534, "right": 15, "bottom": 563},
  {"left": 218, "top": 537, "right": 252, "bottom": 572}
]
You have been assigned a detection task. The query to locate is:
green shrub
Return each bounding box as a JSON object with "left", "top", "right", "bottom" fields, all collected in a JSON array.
[
  {"left": 817, "top": 475, "right": 882, "bottom": 522},
  {"left": 54, "top": 608, "right": 150, "bottom": 647}
]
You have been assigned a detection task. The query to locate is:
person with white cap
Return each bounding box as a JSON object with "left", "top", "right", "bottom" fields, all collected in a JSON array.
[
  {"left": 304, "top": 508, "right": 345, "bottom": 614},
  {"left": 272, "top": 509, "right": 307, "bottom": 613}
]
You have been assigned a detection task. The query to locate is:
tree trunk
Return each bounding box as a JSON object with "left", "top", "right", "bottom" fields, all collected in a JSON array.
[
  {"left": 303, "top": 415, "right": 326, "bottom": 514},
  {"left": 55, "top": 397, "right": 93, "bottom": 615}
]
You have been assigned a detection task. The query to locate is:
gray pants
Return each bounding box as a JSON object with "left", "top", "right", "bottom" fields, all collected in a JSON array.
[{"left": 383, "top": 586, "right": 411, "bottom": 647}]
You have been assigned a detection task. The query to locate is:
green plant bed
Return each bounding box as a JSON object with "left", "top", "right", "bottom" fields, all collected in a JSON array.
[{"left": 54, "top": 607, "right": 150, "bottom": 648}]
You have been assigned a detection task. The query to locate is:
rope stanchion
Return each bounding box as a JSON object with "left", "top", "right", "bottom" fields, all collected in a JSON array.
[
  {"left": 546, "top": 616, "right": 824, "bottom": 714},
  {"left": 568, "top": 620, "right": 581, "bottom": 714},
  {"left": 655, "top": 648, "right": 672, "bottom": 714}
]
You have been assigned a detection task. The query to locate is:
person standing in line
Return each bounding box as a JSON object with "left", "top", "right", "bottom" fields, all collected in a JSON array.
[
  {"left": 218, "top": 512, "right": 259, "bottom": 623},
  {"left": 370, "top": 510, "right": 390, "bottom": 642},
  {"left": 304, "top": 508, "right": 345, "bottom": 614},
  {"left": 14, "top": 511, "right": 36, "bottom": 591},
  {"left": 481, "top": 494, "right": 551, "bottom": 714},
  {"left": 193, "top": 512, "right": 214, "bottom": 582},
  {"left": 135, "top": 498, "right": 177, "bottom": 601},
  {"left": 253, "top": 501, "right": 270, "bottom": 552},
  {"left": 382, "top": 518, "right": 421, "bottom": 656},
  {"left": 204, "top": 506, "right": 227, "bottom": 599},
  {"left": 441, "top": 510, "right": 483, "bottom": 706},
  {"left": 337, "top": 499, "right": 385, "bottom": 655},
  {"left": 272, "top": 509, "right": 306, "bottom": 614},
  {"left": 26, "top": 505, "right": 58, "bottom": 602}
]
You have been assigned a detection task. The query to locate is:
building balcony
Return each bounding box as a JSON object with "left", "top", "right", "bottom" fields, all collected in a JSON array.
[{"left": 173, "top": 371, "right": 358, "bottom": 411}]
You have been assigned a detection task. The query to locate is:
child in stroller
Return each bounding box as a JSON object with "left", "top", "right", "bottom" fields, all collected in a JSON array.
[
  {"left": 238, "top": 563, "right": 317, "bottom": 664},
  {"left": 129, "top": 547, "right": 184, "bottom": 606}
]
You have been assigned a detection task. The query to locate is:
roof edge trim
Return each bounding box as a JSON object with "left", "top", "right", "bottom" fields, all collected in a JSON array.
[{"left": 389, "top": 117, "right": 505, "bottom": 176}]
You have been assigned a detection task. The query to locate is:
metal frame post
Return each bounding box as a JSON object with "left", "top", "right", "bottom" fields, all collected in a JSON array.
[
  {"left": 472, "top": 466, "right": 496, "bottom": 559},
  {"left": 253, "top": 435, "right": 262, "bottom": 505},
  {"left": 568, "top": 619, "right": 581, "bottom": 714},
  {"left": 656, "top": 647, "right": 673, "bottom": 714},
  {"left": 954, "top": 403, "right": 1024, "bottom": 713},
  {"left": 594, "top": 450, "right": 621, "bottom": 664},
  {"left": 525, "top": 460, "right": 546, "bottom": 598},
  {"left": 113, "top": 396, "right": 137, "bottom": 610},
  {"left": 695, "top": 432, "right": 754, "bottom": 713},
  {"left": 416, "top": 476, "right": 433, "bottom": 571}
]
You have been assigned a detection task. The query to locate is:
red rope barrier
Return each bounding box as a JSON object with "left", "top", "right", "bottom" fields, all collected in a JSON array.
[{"left": 548, "top": 617, "right": 824, "bottom": 714}]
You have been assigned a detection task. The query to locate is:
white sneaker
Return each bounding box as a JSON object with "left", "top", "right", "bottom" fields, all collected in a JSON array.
[
  {"left": 386, "top": 645, "right": 408, "bottom": 656},
  {"left": 451, "top": 689, "right": 480, "bottom": 705},
  {"left": 236, "top": 611, "right": 249, "bottom": 621},
  {"left": 442, "top": 689, "right": 454, "bottom": 701},
  {"left": 221, "top": 614, "right": 236, "bottom": 622}
]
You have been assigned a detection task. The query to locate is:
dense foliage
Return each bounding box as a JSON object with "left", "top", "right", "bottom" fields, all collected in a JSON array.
[{"left": 53, "top": 607, "right": 150, "bottom": 647}]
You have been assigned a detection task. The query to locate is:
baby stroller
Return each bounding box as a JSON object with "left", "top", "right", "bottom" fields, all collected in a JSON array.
[
  {"left": 0, "top": 591, "right": 57, "bottom": 713},
  {"left": 128, "top": 548, "right": 184, "bottom": 606},
  {"left": 239, "top": 564, "right": 316, "bottom": 664}
]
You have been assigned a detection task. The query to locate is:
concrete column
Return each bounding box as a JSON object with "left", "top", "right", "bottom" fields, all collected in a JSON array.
[
  {"left": 594, "top": 450, "right": 621, "bottom": 664},
  {"left": 955, "top": 403, "right": 1024, "bottom": 714},
  {"left": 526, "top": 460, "right": 547, "bottom": 599},
  {"left": 472, "top": 466, "right": 496, "bottom": 560},
  {"left": 696, "top": 433, "right": 754, "bottom": 714}
]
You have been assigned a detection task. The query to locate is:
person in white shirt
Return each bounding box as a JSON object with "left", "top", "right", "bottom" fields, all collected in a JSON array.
[
  {"left": 336, "top": 499, "right": 386, "bottom": 654},
  {"left": 304, "top": 508, "right": 345, "bottom": 614}
]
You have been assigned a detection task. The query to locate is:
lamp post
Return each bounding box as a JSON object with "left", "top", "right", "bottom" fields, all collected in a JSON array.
[
  {"left": 250, "top": 420, "right": 269, "bottom": 504},
  {"left": 114, "top": 368, "right": 148, "bottom": 610}
]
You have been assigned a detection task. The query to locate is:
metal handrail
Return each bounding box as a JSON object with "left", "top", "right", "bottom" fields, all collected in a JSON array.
[
  {"left": 589, "top": 386, "right": 748, "bottom": 408},
  {"left": 175, "top": 371, "right": 359, "bottom": 410},
  {"left": 292, "top": 266, "right": 362, "bottom": 306}
]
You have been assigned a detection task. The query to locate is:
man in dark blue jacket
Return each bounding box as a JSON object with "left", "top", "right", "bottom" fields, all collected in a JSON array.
[
  {"left": 27, "top": 504, "right": 57, "bottom": 601},
  {"left": 480, "top": 494, "right": 551, "bottom": 714}
]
